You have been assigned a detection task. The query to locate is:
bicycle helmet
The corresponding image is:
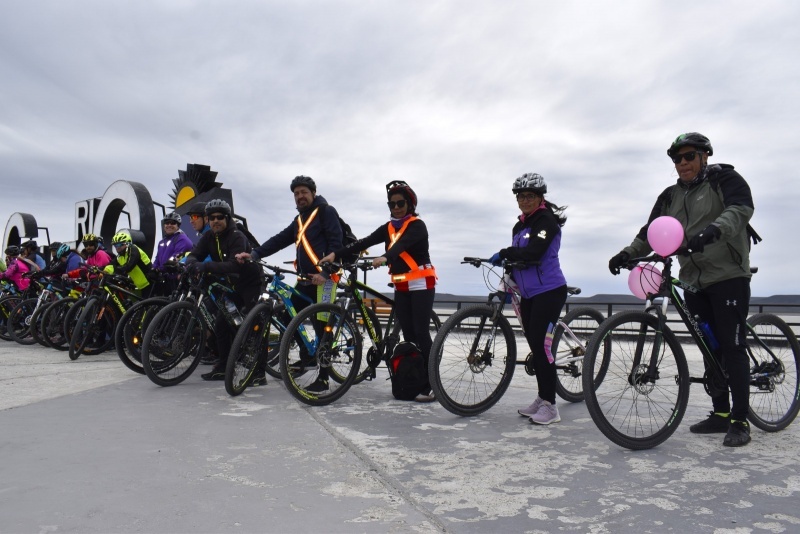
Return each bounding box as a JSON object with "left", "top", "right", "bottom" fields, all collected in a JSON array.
[
  {"left": 204, "top": 199, "right": 231, "bottom": 217},
  {"left": 21, "top": 240, "right": 38, "bottom": 250},
  {"left": 512, "top": 173, "right": 547, "bottom": 195},
  {"left": 56, "top": 243, "right": 72, "bottom": 259},
  {"left": 82, "top": 233, "right": 99, "bottom": 245},
  {"left": 5, "top": 245, "right": 20, "bottom": 256},
  {"left": 386, "top": 180, "right": 418, "bottom": 211},
  {"left": 290, "top": 175, "right": 317, "bottom": 193},
  {"left": 186, "top": 201, "right": 207, "bottom": 216},
  {"left": 112, "top": 231, "right": 133, "bottom": 246},
  {"left": 49, "top": 241, "right": 62, "bottom": 252},
  {"left": 162, "top": 210, "right": 182, "bottom": 224},
  {"left": 667, "top": 132, "right": 713, "bottom": 158}
]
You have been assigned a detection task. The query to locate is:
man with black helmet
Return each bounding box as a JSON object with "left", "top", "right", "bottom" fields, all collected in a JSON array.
[
  {"left": 608, "top": 132, "right": 756, "bottom": 447},
  {"left": 21, "top": 241, "right": 46, "bottom": 270},
  {"left": 186, "top": 201, "right": 210, "bottom": 237},
  {"left": 184, "top": 199, "right": 264, "bottom": 384}
]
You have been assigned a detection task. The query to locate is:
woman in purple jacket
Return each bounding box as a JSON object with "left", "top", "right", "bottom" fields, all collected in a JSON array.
[
  {"left": 153, "top": 211, "right": 194, "bottom": 270},
  {"left": 490, "top": 173, "right": 568, "bottom": 425}
]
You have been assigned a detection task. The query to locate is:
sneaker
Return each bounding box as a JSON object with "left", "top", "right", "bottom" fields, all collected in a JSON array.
[
  {"left": 289, "top": 357, "right": 318, "bottom": 376},
  {"left": 249, "top": 374, "right": 268, "bottom": 387},
  {"left": 529, "top": 401, "right": 561, "bottom": 425},
  {"left": 518, "top": 397, "right": 544, "bottom": 417},
  {"left": 200, "top": 356, "right": 219, "bottom": 366},
  {"left": 689, "top": 412, "right": 730, "bottom": 434},
  {"left": 414, "top": 393, "right": 436, "bottom": 403},
  {"left": 201, "top": 367, "right": 226, "bottom": 381},
  {"left": 305, "top": 379, "right": 329, "bottom": 393},
  {"left": 723, "top": 420, "right": 751, "bottom": 447}
]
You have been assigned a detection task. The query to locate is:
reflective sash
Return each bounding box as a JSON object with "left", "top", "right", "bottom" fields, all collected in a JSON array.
[
  {"left": 386, "top": 218, "right": 436, "bottom": 283},
  {"left": 295, "top": 208, "right": 322, "bottom": 273}
]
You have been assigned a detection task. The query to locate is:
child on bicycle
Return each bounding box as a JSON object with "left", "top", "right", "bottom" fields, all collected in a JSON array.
[{"left": 489, "top": 173, "right": 568, "bottom": 425}]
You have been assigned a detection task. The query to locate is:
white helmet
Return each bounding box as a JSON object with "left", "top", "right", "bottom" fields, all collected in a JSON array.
[{"left": 512, "top": 173, "right": 547, "bottom": 195}]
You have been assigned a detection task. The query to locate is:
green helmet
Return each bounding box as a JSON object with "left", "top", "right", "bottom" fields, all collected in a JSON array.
[
  {"left": 667, "top": 132, "right": 713, "bottom": 158},
  {"left": 112, "top": 231, "right": 133, "bottom": 246}
]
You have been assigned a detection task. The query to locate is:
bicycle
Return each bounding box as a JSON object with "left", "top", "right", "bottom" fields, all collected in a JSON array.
[
  {"left": 582, "top": 251, "right": 800, "bottom": 450},
  {"left": 7, "top": 274, "right": 71, "bottom": 345},
  {"left": 428, "top": 257, "right": 606, "bottom": 416},
  {"left": 225, "top": 263, "right": 314, "bottom": 396}
]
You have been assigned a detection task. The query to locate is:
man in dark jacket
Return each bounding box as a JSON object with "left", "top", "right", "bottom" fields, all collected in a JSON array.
[{"left": 185, "top": 199, "right": 263, "bottom": 383}]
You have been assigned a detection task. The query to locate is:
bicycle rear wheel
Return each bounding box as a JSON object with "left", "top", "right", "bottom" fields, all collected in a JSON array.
[
  {"left": 226, "top": 302, "right": 275, "bottom": 396},
  {"left": 553, "top": 307, "right": 605, "bottom": 403},
  {"left": 115, "top": 297, "right": 169, "bottom": 375},
  {"left": 429, "top": 305, "right": 517, "bottom": 416},
  {"left": 41, "top": 297, "right": 77, "bottom": 350},
  {"left": 69, "top": 298, "right": 117, "bottom": 360},
  {"left": 746, "top": 313, "right": 800, "bottom": 432},
  {"left": 0, "top": 296, "right": 23, "bottom": 341},
  {"left": 582, "top": 311, "right": 690, "bottom": 450},
  {"left": 29, "top": 300, "right": 55, "bottom": 347},
  {"left": 141, "top": 301, "right": 205, "bottom": 386},
  {"left": 279, "top": 303, "right": 361, "bottom": 406}
]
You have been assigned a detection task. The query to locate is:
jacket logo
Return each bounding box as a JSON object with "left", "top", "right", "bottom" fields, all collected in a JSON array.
[
  {"left": 523, "top": 232, "right": 530, "bottom": 239},
  {"left": 537, "top": 230, "right": 547, "bottom": 239}
]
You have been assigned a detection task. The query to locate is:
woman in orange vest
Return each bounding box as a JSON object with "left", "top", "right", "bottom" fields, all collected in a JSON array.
[{"left": 320, "top": 180, "right": 437, "bottom": 402}]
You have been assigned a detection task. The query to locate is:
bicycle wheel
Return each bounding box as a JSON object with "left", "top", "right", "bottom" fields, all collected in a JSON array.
[
  {"left": 0, "top": 295, "right": 22, "bottom": 341},
  {"left": 429, "top": 305, "right": 517, "bottom": 416},
  {"left": 69, "top": 298, "right": 118, "bottom": 360},
  {"left": 279, "top": 303, "right": 362, "bottom": 406},
  {"left": 141, "top": 301, "right": 205, "bottom": 386},
  {"left": 8, "top": 297, "right": 39, "bottom": 345},
  {"left": 226, "top": 302, "right": 276, "bottom": 395},
  {"left": 29, "top": 300, "right": 55, "bottom": 347},
  {"left": 40, "top": 297, "right": 77, "bottom": 350},
  {"left": 746, "top": 313, "right": 800, "bottom": 432},
  {"left": 352, "top": 305, "right": 383, "bottom": 384},
  {"left": 115, "top": 297, "right": 169, "bottom": 375},
  {"left": 63, "top": 297, "right": 90, "bottom": 351},
  {"left": 262, "top": 308, "right": 291, "bottom": 380},
  {"left": 582, "top": 311, "right": 690, "bottom": 450},
  {"left": 552, "top": 307, "right": 605, "bottom": 403}
]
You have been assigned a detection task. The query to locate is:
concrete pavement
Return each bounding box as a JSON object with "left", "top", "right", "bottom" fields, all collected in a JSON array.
[{"left": 1, "top": 341, "right": 799, "bottom": 533}]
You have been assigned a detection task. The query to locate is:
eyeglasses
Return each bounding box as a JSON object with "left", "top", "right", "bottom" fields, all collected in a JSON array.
[
  {"left": 387, "top": 200, "right": 407, "bottom": 209},
  {"left": 189, "top": 214, "right": 203, "bottom": 221},
  {"left": 671, "top": 151, "right": 702, "bottom": 164},
  {"left": 84, "top": 242, "right": 97, "bottom": 247},
  {"left": 516, "top": 193, "right": 538, "bottom": 201},
  {"left": 208, "top": 214, "right": 226, "bottom": 221},
  {"left": 163, "top": 220, "right": 179, "bottom": 225}
]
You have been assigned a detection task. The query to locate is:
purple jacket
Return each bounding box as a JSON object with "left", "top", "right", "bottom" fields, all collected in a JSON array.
[{"left": 153, "top": 231, "right": 194, "bottom": 269}]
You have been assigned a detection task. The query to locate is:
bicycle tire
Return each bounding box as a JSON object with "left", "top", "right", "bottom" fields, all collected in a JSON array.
[
  {"left": 552, "top": 307, "right": 605, "bottom": 403},
  {"left": 226, "top": 302, "right": 274, "bottom": 396},
  {"left": 8, "top": 297, "right": 39, "bottom": 345},
  {"left": 29, "top": 300, "right": 55, "bottom": 347},
  {"left": 262, "top": 308, "right": 292, "bottom": 380},
  {"left": 279, "top": 303, "right": 362, "bottom": 406},
  {"left": 745, "top": 313, "right": 800, "bottom": 432},
  {"left": 62, "top": 297, "right": 90, "bottom": 351},
  {"left": 0, "top": 295, "right": 23, "bottom": 341},
  {"left": 141, "top": 301, "right": 205, "bottom": 386},
  {"left": 40, "top": 297, "right": 77, "bottom": 350},
  {"left": 582, "top": 311, "right": 690, "bottom": 450},
  {"left": 69, "top": 298, "right": 117, "bottom": 359},
  {"left": 352, "top": 305, "right": 383, "bottom": 384},
  {"left": 115, "top": 297, "right": 169, "bottom": 375},
  {"left": 429, "top": 305, "right": 517, "bottom": 416}
]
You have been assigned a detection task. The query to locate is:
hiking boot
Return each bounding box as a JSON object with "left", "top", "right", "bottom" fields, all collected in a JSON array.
[
  {"left": 689, "top": 412, "right": 730, "bottom": 434},
  {"left": 201, "top": 366, "right": 226, "bottom": 381},
  {"left": 518, "top": 397, "right": 544, "bottom": 417},
  {"left": 305, "top": 378, "right": 329, "bottom": 393},
  {"left": 723, "top": 420, "right": 751, "bottom": 447},
  {"left": 529, "top": 401, "right": 561, "bottom": 425},
  {"left": 249, "top": 374, "right": 268, "bottom": 387}
]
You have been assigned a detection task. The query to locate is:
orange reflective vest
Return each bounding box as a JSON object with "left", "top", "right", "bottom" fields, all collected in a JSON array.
[
  {"left": 295, "top": 208, "right": 322, "bottom": 273},
  {"left": 386, "top": 217, "right": 436, "bottom": 284}
]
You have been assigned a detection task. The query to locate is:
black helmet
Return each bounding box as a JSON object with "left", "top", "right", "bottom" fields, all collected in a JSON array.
[
  {"left": 50, "top": 241, "right": 63, "bottom": 251},
  {"left": 186, "top": 201, "right": 207, "bottom": 216},
  {"left": 21, "top": 240, "right": 38, "bottom": 250},
  {"left": 386, "top": 180, "right": 418, "bottom": 210},
  {"left": 667, "top": 132, "right": 713, "bottom": 158},
  {"left": 512, "top": 173, "right": 547, "bottom": 195},
  {"left": 162, "top": 211, "right": 182, "bottom": 224},
  {"left": 205, "top": 199, "right": 232, "bottom": 217},
  {"left": 5, "top": 245, "right": 20, "bottom": 256},
  {"left": 290, "top": 175, "right": 316, "bottom": 193}
]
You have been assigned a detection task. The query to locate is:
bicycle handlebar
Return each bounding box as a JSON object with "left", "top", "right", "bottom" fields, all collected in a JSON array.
[{"left": 462, "top": 256, "right": 541, "bottom": 270}]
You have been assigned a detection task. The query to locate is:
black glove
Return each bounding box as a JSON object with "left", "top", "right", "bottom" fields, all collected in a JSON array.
[
  {"left": 608, "top": 251, "right": 630, "bottom": 275},
  {"left": 687, "top": 224, "right": 721, "bottom": 253},
  {"left": 186, "top": 262, "right": 206, "bottom": 275}
]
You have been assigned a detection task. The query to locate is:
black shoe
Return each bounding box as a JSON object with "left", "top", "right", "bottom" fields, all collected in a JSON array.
[
  {"left": 201, "top": 367, "right": 226, "bottom": 381},
  {"left": 723, "top": 420, "right": 751, "bottom": 447},
  {"left": 249, "top": 374, "right": 268, "bottom": 387},
  {"left": 200, "top": 356, "right": 219, "bottom": 366},
  {"left": 305, "top": 379, "right": 328, "bottom": 393},
  {"left": 689, "top": 412, "right": 730, "bottom": 434},
  {"left": 289, "top": 357, "right": 318, "bottom": 376}
]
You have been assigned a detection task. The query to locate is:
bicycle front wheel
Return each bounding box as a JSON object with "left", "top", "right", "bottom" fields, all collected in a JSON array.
[
  {"left": 8, "top": 297, "right": 39, "bottom": 345},
  {"left": 0, "top": 296, "right": 23, "bottom": 341},
  {"left": 69, "top": 298, "right": 117, "bottom": 360},
  {"left": 41, "top": 297, "right": 77, "bottom": 350},
  {"left": 141, "top": 301, "right": 205, "bottom": 387},
  {"left": 429, "top": 305, "right": 517, "bottom": 416},
  {"left": 279, "top": 303, "right": 361, "bottom": 406},
  {"left": 746, "top": 313, "right": 800, "bottom": 432},
  {"left": 553, "top": 307, "right": 605, "bottom": 403},
  {"left": 226, "top": 302, "right": 274, "bottom": 396},
  {"left": 115, "top": 297, "right": 169, "bottom": 375},
  {"left": 582, "top": 311, "right": 690, "bottom": 450}
]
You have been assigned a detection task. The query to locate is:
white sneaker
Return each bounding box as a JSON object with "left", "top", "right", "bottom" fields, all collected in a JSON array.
[
  {"left": 518, "top": 396, "right": 544, "bottom": 417},
  {"left": 529, "top": 401, "right": 561, "bottom": 425}
]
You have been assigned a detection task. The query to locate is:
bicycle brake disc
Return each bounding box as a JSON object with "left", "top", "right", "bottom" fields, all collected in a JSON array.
[{"left": 524, "top": 352, "right": 536, "bottom": 376}]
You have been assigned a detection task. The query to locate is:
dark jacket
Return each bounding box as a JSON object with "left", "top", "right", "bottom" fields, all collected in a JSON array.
[
  {"left": 339, "top": 218, "right": 431, "bottom": 277},
  {"left": 185, "top": 224, "right": 261, "bottom": 293}
]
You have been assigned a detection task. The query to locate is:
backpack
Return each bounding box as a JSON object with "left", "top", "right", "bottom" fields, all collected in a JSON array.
[
  {"left": 321, "top": 206, "right": 360, "bottom": 263},
  {"left": 387, "top": 341, "right": 428, "bottom": 401}
]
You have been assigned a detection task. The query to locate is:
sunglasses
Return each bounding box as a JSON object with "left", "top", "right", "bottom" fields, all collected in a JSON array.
[
  {"left": 387, "top": 200, "right": 407, "bottom": 209},
  {"left": 671, "top": 151, "right": 702, "bottom": 164},
  {"left": 189, "top": 214, "right": 203, "bottom": 221},
  {"left": 113, "top": 243, "right": 127, "bottom": 248},
  {"left": 208, "top": 214, "right": 226, "bottom": 221},
  {"left": 163, "top": 220, "right": 179, "bottom": 225},
  {"left": 516, "top": 193, "right": 538, "bottom": 201}
]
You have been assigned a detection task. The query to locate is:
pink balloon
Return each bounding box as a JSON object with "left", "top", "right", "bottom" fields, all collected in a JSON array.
[
  {"left": 628, "top": 264, "right": 663, "bottom": 299},
  {"left": 647, "top": 216, "right": 684, "bottom": 256}
]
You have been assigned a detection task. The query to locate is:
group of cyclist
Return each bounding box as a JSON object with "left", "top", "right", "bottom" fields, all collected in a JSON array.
[{"left": 1, "top": 131, "right": 758, "bottom": 447}]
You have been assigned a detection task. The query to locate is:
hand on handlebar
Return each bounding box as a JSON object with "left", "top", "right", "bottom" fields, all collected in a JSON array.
[
  {"left": 608, "top": 251, "right": 630, "bottom": 275},
  {"left": 489, "top": 252, "right": 502, "bottom": 266}
]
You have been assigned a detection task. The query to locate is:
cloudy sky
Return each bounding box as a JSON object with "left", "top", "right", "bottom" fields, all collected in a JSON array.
[{"left": 2, "top": 1, "right": 798, "bottom": 297}]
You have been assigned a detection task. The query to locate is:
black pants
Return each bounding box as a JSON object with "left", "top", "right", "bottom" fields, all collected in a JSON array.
[
  {"left": 393, "top": 288, "right": 436, "bottom": 393},
  {"left": 214, "top": 285, "right": 261, "bottom": 369},
  {"left": 519, "top": 285, "right": 568, "bottom": 404},
  {"left": 685, "top": 277, "right": 751, "bottom": 421}
]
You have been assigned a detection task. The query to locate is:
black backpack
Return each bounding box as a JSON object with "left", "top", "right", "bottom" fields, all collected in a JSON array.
[
  {"left": 322, "top": 207, "right": 360, "bottom": 263},
  {"left": 388, "top": 341, "right": 428, "bottom": 401}
]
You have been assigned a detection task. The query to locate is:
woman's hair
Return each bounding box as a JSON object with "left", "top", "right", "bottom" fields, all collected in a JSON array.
[{"left": 546, "top": 200, "right": 567, "bottom": 227}]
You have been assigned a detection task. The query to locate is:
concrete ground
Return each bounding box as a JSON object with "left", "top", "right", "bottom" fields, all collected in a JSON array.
[{"left": 1, "top": 341, "right": 799, "bottom": 533}]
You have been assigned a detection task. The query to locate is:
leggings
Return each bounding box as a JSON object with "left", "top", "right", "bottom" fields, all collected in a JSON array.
[
  {"left": 519, "top": 285, "right": 568, "bottom": 404},
  {"left": 393, "top": 288, "right": 436, "bottom": 392}
]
